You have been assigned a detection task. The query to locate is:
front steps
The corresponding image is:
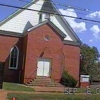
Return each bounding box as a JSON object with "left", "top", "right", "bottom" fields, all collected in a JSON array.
[{"left": 26, "top": 76, "right": 63, "bottom": 87}]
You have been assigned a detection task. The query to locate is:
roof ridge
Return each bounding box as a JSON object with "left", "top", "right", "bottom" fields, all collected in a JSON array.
[{"left": 40, "top": 0, "right": 55, "bottom": 14}]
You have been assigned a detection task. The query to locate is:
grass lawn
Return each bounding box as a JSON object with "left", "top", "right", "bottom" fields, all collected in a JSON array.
[
  {"left": 7, "top": 93, "right": 100, "bottom": 100},
  {"left": 3, "top": 82, "right": 100, "bottom": 100},
  {"left": 3, "top": 82, "right": 34, "bottom": 92}
]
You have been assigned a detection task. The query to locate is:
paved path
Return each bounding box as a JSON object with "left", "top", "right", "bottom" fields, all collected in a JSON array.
[
  {"left": 29, "top": 86, "right": 65, "bottom": 92},
  {"left": 0, "top": 90, "right": 8, "bottom": 100}
]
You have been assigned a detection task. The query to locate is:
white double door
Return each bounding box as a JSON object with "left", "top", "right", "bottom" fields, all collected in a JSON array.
[{"left": 37, "top": 58, "right": 50, "bottom": 77}]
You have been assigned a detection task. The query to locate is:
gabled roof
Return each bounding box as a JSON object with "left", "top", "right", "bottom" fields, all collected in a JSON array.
[
  {"left": 26, "top": 20, "right": 66, "bottom": 38},
  {"left": 0, "top": 0, "right": 81, "bottom": 43},
  {"left": 39, "top": 0, "right": 81, "bottom": 43},
  {"left": 50, "top": 0, "right": 82, "bottom": 43}
]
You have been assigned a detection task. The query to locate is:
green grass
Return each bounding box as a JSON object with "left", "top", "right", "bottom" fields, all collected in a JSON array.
[
  {"left": 3, "top": 82, "right": 34, "bottom": 92},
  {"left": 7, "top": 93, "right": 100, "bottom": 100}
]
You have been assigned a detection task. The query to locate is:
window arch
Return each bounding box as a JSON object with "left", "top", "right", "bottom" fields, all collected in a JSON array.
[{"left": 9, "top": 46, "right": 19, "bottom": 69}]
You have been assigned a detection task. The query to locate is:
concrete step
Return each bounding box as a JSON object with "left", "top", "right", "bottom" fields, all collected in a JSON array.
[
  {"left": 36, "top": 76, "right": 50, "bottom": 79},
  {"left": 33, "top": 79, "right": 51, "bottom": 82},
  {"left": 26, "top": 77, "right": 63, "bottom": 87},
  {"left": 28, "top": 83, "right": 63, "bottom": 87}
]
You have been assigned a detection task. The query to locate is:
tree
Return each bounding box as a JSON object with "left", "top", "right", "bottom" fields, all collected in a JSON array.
[
  {"left": 80, "top": 44, "right": 100, "bottom": 80},
  {"left": 92, "top": 46, "right": 100, "bottom": 60},
  {"left": 98, "top": 61, "right": 100, "bottom": 67}
]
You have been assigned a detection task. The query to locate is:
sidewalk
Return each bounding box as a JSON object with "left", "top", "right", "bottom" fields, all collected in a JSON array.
[
  {"left": 29, "top": 86, "right": 65, "bottom": 92},
  {"left": 0, "top": 90, "right": 8, "bottom": 100}
]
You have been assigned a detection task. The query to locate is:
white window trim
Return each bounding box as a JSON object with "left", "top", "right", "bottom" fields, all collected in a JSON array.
[{"left": 9, "top": 46, "right": 19, "bottom": 69}]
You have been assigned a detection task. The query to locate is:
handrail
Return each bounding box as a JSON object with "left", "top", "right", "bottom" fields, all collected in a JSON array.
[
  {"left": 26, "top": 68, "right": 37, "bottom": 83},
  {"left": 26, "top": 67, "right": 64, "bottom": 83},
  {"left": 51, "top": 68, "right": 62, "bottom": 75}
]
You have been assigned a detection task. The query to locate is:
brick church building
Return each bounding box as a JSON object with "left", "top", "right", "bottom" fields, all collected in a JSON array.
[{"left": 0, "top": 0, "right": 81, "bottom": 86}]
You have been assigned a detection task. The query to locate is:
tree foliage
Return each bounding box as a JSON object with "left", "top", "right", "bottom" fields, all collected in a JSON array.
[
  {"left": 61, "top": 71, "right": 77, "bottom": 87},
  {"left": 80, "top": 44, "right": 100, "bottom": 80}
]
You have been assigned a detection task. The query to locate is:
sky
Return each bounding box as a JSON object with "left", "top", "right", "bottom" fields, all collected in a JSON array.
[{"left": 0, "top": 0, "right": 100, "bottom": 53}]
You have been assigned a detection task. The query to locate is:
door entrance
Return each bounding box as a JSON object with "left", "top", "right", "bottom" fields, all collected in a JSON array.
[{"left": 37, "top": 58, "right": 51, "bottom": 76}]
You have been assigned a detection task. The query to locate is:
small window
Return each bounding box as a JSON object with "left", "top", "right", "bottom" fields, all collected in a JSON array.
[
  {"left": 39, "top": 13, "right": 42, "bottom": 23},
  {"left": 44, "top": 13, "right": 50, "bottom": 20},
  {"left": 9, "top": 46, "right": 19, "bottom": 69},
  {"left": 44, "top": 35, "right": 50, "bottom": 41}
]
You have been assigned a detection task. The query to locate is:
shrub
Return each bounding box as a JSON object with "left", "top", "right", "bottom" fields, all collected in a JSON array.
[{"left": 61, "top": 71, "right": 77, "bottom": 87}]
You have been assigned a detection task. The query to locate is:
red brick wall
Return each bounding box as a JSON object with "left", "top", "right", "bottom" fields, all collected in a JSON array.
[
  {"left": 19, "top": 35, "right": 27, "bottom": 83},
  {"left": 63, "top": 45, "right": 80, "bottom": 86},
  {"left": 0, "top": 35, "right": 18, "bottom": 62},
  {"left": 0, "top": 23, "right": 80, "bottom": 85},
  {"left": 0, "top": 35, "right": 23, "bottom": 82},
  {"left": 80, "top": 82, "right": 90, "bottom": 88},
  {"left": 23, "top": 24, "right": 80, "bottom": 84},
  {"left": 24, "top": 24, "right": 64, "bottom": 83}
]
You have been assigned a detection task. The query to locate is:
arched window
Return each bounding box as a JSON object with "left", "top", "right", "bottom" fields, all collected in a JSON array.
[{"left": 9, "top": 46, "right": 19, "bottom": 69}]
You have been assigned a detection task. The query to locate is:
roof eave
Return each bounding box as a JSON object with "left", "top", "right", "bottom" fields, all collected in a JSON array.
[
  {"left": 26, "top": 20, "right": 66, "bottom": 38},
  {"left": 0, "top": 30, "right": 23, "bottom": 37},
  {"left": 63, "top": 40, "right": 81, "bottom": 47}
]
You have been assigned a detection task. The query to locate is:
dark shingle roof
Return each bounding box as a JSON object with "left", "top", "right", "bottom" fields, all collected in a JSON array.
[
  {"left": 40, "top": 0, "right": 56, "bottom": 14},
  {"left": 0, "top": 30, "right": 22, "bottom": 37}
]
